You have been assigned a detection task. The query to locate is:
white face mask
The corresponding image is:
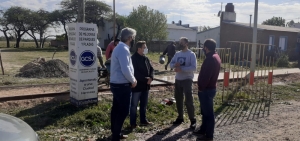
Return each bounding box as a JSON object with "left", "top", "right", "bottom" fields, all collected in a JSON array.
[{"left": 143, "top": 48, "right": 148, "bottom": 55}]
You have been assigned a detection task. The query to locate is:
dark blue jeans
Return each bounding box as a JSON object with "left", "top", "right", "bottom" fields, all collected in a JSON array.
[
  {"left": 130, "top": 91, "right": 149, "bottom": 125},
  {"left": 110, "top": 83, "right": 132, "bottom": 141},
  {"left": 198, "top": 89, "right": 217, "bottom": 138}
]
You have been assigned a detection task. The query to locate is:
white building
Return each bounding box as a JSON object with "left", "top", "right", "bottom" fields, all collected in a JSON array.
[
  {"left": 97, "top": 20, "right": 198, "bottom": 48},
  {"left": 97, "top": 21, "right": 114, "bottom": 49},
  {"left": 166, "top": 22, "right": 197, "bottom": 42},
  {"left": 196, "top": 27, "right": 220, "bottom": 48},
  {"left": 291, "top": 23, "right": 300, "bottom": 28}
]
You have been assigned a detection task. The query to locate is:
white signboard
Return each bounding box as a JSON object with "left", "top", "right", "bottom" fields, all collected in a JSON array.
[{"left": 68, "top": 23, "right": 98, "bottom": 106}]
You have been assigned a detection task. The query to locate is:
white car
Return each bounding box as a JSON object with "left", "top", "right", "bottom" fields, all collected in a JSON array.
[{"left": 0, "top": 113, "right": 39, "bottom": 141}]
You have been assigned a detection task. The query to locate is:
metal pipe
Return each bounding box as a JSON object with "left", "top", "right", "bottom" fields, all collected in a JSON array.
[
  {"left": 250, "top": 15, "right": 252, "bottom": 27},
  {"left": 250, "top": 0, "right": 258, "bottom": 72},
  {"left": 78, "top": 0, "right": 85, "bottom": 23},
  {"left": 113, "top": 0, "right": 116, "bottom": 40}
]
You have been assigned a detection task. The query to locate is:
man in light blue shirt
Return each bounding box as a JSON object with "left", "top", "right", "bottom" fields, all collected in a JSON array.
[{"left": 110, "top": 27, "right": 137, "bottom": 141}]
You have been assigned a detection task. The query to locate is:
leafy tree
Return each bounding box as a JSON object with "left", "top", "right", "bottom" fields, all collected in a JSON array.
[
  {"left": 55, "top": 0, "right": 111, "bottom": 40},
  {"left": 60, "top": 0, "right": 111, "bottom": 27},
  {"left": 107, "top": 13, "right": 127, "bottom": 39},
  {"left": 262, "top": 17, "right": 285, "bottom": 27},
  {"left": 198, "top": 26, "right": 211, "bottom": 32},
  {"left": 126, "top": 5, "right": 167, "bottom": 43},
  {"left": 52, "top": 9, "right": 74, "bottom": 40},
  {"left": 0, "top": 10, "right": 12, "bottom": 48},
  {"left": 26, "top": 9, "right": 56, "bottom": 48},
  {"left": 286, "top": 20, "right": 295, "bottom": 27},
  {"left": 4, "top": 6, "right": 31, "bottom": 48}
]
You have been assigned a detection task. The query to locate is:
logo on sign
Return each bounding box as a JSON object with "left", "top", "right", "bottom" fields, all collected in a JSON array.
[
  {"left": 70, "top": 49, "right": 77, "bottom": 66},
  {"left": 79, "top": 50, "right": 95, "bottom": 67}
]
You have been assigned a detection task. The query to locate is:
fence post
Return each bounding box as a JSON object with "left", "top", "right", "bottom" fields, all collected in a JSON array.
[{"left": 0, "top": 49, "right": 4, "bottom": 75}]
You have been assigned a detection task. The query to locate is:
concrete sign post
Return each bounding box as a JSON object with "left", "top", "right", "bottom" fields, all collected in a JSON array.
[{"left": 68, "top": 23, "right": 98, "bottom": 106}]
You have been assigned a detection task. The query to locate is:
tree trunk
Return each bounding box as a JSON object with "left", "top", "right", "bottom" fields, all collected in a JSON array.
[
  {"left": 33, "top": 37, "right": 39, "bottom": 48},
  {"left": 3, "top": 31, "right": 10, "bottom": 48},
  {"left": 16, "top": 37, "right": 21, "bottom": 48},
  {"left": 15, "top": 30, "right": 27, "bottom": 48},
  {"left": 26, "top": 30, "right": 40, "bottom": 48},
  {"left": 41, "top": 35, "right": 53, "bottom": 48},
  {"left": 39, "top": 31, "right": 43, "bottom": 48},
  {"left": 63, "top": 24, "right": 68, "bottom": 42}
]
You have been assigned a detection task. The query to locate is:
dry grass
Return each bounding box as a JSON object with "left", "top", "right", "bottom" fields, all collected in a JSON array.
[
  {"left": 0, "top": 41, "right": 47, "bottom": 48},
  {"left": 0, "top": 46, "right": 69, "bottom": 86},
  {"left": 0, "top": 46, "right": 164, "bottom": 86}
]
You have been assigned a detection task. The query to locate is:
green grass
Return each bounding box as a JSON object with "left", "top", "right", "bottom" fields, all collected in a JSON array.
[{"left": 1, "top": 80, "right": 299, "bottom": 140}]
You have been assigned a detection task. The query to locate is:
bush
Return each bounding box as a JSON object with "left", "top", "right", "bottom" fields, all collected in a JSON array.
[
  {"left": 276, "top": 55, "right": 289, "bottom": 67},
  {"left": 289, "top": 62, "right": 299, "bottom": 68}
]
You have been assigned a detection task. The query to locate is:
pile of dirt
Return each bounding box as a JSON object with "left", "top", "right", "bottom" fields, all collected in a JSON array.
[
  {"left": 19, "top": 57, "right": 46, "bottom": 72},
  {"left": 16, "top": 59, "right": 69, "bottom": 78}
]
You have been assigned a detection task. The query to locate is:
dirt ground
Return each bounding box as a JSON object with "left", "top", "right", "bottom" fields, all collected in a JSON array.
[
  {"left": 0, "top": 73, "right": 300, "bottom": 141},
  {"left": 134, "top": 100, "right": 300, "bottom": 141},
  {"left": 0, "top": 84, "right": 70, "bottom": 97}
]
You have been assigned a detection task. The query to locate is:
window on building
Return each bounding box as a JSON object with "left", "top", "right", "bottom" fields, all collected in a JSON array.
[
  {"left": 268, "top": 35, "right": 275, "bottom": 50},
  {"left": 279, "top": 36, "right": 288, "bottom": 51}
]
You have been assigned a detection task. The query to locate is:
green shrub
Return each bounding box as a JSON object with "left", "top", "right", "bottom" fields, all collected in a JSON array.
[{"left": 276, "top": 55, "right": 289, "bottom": 67}]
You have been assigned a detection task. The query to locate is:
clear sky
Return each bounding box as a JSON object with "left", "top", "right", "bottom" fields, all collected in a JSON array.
[{"left": 0, "top": 0, "right": 299, "bottom": 37}]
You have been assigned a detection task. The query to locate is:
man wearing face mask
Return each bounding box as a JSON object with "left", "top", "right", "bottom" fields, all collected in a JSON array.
[
  {"left": 193, "top": 39, "right": 221, "bottom": 141},
  {"left": 130, "top": 41, "right": 154, "bottom": 129},
  {"left": 110, "top": 27, "right": 137, "bottom": 141},
  {"left": 170, "top": 37, "right": 197, "bottom": 129}
]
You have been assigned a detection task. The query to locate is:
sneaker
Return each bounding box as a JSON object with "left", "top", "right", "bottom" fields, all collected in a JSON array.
[
  {"left": 193, "top": 130, "right": 205, "bottom": 136},
  {"left": 120, "top": 134, "right": 128, "bottom": 139},
  {"left": 140, "top": 121, "right": 154, "bottom": 126},
  {"left": 197, "top": 136, "right": 213, "bottom": 141},
  {"left": 173, "top": 118, "right": 184, "bottom": 125},
  {"left": 190, "top": 120, "right": 196, "bottom": 129}
]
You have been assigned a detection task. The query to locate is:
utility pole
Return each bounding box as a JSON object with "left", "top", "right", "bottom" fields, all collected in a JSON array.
[
  {"left": 113, "top": 0, "right": 116, "bottom": 40},
  {"left": 250, "top": 15, "right": 252, "bottom": 27},
  {"left": 78, "top": 0, "right": 85, "bottom": 23},
  {"left": 250, "top": 0, "right": 258, "bottom": 72}
]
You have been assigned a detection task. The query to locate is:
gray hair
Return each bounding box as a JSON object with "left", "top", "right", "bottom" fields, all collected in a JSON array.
[
  {"left": 180, "top": 37, "right": 189, "bottom": 44},
  {"left": 120, "top": 27, "right": 137, "bottom": 42}
]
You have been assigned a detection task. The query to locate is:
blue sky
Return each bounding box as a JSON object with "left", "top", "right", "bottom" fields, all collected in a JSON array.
[{"left": 0, "top": 0, "right": 299, "bottom": 37}]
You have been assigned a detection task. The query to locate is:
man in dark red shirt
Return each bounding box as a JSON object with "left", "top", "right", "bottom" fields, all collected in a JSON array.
[
  {"left": 105, "top": 38, "right": 120, "bottom": 60},
  {"left": 194, "top": 39, "right": 221, "bottom": 141}
]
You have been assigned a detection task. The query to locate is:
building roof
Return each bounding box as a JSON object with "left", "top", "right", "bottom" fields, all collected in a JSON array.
[
  {"left": 197, "top": 26, "right": 220, "bottom": 34},
  {"left": 167, "top": 24, "right": 194, "bottom": 31},
  {"left": 224, "top": 22, "right": 300, "bottom": 33}
]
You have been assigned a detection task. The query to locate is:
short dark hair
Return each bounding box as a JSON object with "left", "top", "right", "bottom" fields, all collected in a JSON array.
[
  {"left": 114, "top": 38, "right": 120, "bottom": 43},
  {"left": 204, "top": 39, "right": 216, "bottom": 51},
  {"left": 135, "top": 41, "right": 146, "bottom": 51},
  {"left": 180, "top": 37, "right": 189, "bottom": 44}
]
